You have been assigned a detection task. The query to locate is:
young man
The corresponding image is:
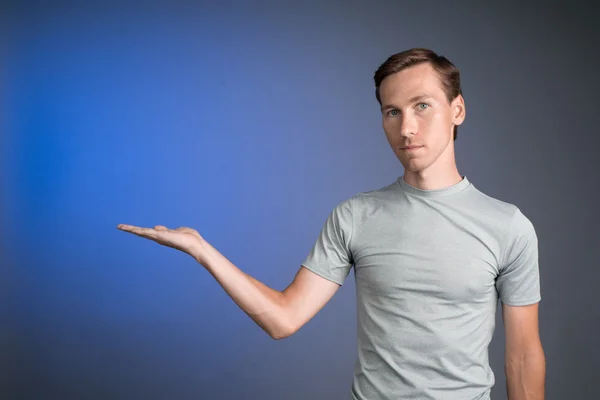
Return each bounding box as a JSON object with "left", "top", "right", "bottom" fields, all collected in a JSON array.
[{"left": 118, "top": 48, "right": 545, "bottom": 400}]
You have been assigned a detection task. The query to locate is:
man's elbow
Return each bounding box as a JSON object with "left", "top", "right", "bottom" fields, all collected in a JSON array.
[
  {"left": 269, "top": 318, "right": 298, "bottom": 340},
  {"left": 505, "top": 345, "right": 546, "bottom": 376},
  {"left": 246, "top": 302, "right": 297, "bottom": 340},
  {"left": 270, "top": 330, "right": 291, "bottom": 340}
]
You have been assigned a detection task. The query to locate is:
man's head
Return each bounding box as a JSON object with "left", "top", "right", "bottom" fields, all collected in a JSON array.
[{"left": 374, "top": 48, "right": 465, "bottom": 175}]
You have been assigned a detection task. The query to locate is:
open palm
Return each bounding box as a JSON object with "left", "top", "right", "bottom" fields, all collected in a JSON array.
[{"left": 117, "top": 224, "right": 204, "bottom": 259}]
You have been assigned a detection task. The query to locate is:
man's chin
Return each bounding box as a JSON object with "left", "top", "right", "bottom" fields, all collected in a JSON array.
[
  {"left": 398, "top": 158, "right": 421, "bottom": 170},
  {"left": 399, "top": 160, "right": 432, "bottom": 174}
]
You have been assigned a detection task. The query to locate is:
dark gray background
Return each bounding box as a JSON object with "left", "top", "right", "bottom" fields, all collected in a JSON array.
[{"left": 2, "top": 1, "right": 598, "bottom": 399}]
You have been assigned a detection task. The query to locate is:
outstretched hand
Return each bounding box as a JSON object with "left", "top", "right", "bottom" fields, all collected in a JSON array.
[{"left": 117, "top": 224, "right": 205, "bottom": 261}]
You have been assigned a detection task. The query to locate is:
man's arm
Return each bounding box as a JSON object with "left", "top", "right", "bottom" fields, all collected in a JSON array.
[
  {"left": 196, "top": 239, "right": 340, "bottom": 339},
  {"left": 117, "top": 224, "right": 341, "bottom": 340},
  {"left": 502, "top": 302, "right": 546, "bottom": 400}
]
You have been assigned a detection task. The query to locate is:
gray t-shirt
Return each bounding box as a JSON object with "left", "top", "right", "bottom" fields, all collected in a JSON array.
[{"left": 301, "top": 175, "right": 541, "bottom": 400}]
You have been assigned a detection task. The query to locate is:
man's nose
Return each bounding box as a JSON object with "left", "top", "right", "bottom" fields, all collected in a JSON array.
[{"left": 400, "top": 115, "right": 417, "bottom": 137}]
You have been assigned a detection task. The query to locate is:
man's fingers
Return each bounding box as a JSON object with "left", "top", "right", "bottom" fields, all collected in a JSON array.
[
  {"left": 117, "top": 224, "right": 159, "bottom": 239},
  {"left": 132, "top": 227, "right": 159, "bottom": 239},
  {"left": 175, "top": 227, "right": 195, "bottom": 233},
  {"left": 118, "top": 224, "right": 198, "bottom": 253},
  {"left": 117, "top": 224, "right": 141, "bottom": 232}
]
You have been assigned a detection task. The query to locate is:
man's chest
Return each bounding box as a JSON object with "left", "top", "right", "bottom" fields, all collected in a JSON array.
[{"left": 352, "top": 210, "right": 502, "bottom": 304}]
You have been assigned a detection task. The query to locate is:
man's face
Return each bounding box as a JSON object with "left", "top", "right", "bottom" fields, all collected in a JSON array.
[{"left": 379, "top": 62, "right": 465, "bottom": 174}]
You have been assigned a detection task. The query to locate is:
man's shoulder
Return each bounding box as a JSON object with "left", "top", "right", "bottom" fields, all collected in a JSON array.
[
  {"left": 466, "top": 184, "right": 522, "bottom": 221},
  {"left": 346, "top": 179, "right": 400, "bottom": 207}
]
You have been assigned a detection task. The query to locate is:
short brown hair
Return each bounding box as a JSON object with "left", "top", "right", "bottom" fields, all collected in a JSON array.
[{"left": 374, "top": 48, "right": 462, "bottom": 140}]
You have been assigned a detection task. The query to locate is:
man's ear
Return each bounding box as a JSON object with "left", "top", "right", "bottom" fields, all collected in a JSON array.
[{"left": 452, "top": 95, "right": 466, "bottom": 126}]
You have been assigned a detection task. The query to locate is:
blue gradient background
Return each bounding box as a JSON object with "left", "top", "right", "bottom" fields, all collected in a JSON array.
[{"left": 2, "top": 2, "right": 598, "bottom": 399}]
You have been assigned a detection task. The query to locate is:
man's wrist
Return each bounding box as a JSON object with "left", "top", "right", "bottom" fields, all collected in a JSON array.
[{"left": 190, "top": 238, "right": 211, "bottom": 266}]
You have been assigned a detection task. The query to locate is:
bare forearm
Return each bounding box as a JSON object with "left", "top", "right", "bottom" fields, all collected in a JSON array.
[
  {"left": 505, "top": 349, "right": 546, "bottom": 400},
  {"left": 192, "top": 239, "right": 292, "bottom": 339}
]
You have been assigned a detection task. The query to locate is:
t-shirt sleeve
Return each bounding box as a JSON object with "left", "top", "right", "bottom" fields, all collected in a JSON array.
[
  {"left": 301, "top": 198, "right": 355, "bottom": 286},
  {"left": 496, "top": 207, "right": 541, "bottom": 306}
]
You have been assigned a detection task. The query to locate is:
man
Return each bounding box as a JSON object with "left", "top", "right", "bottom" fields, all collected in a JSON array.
[{"left": 118, "top": 48, "right": 545, "bottom": 399}]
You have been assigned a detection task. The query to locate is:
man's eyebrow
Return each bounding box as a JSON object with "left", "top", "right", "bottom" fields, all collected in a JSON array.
[
  {"left": 381, "top": 94, "right": 434, "bottom": 111},
  {"left": 408, "top": 94, "right": 433, "bottom": 103}
]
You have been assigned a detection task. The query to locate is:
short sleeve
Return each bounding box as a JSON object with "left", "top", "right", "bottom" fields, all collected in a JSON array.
[
  {"left": 301, "top": 198, "right": 354, "bottom": 286},
  {"left": 496, "top": 208, "right": 541, "bottom": 306}
]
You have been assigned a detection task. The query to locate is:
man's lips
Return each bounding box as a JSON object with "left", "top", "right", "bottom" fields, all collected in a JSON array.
[{"left": 401, "top": 145, "right": 423, "bottom": 150}]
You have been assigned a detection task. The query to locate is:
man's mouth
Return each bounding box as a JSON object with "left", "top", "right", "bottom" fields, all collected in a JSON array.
[{"left": 401, "top": 146, "right": 423, "bottom": 151}]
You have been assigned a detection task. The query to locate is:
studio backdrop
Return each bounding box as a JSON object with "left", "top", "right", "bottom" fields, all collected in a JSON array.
[{"left": 2, "top": 1, "right": 598, "bottom": 399}]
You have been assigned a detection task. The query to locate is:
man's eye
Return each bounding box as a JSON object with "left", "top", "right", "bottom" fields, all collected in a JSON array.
[
  {"left": 388, "top": 109, "right": 399, "bottom": 116},
  {"left": 417, "top": 103, "right": 429, "bottom": 110}
]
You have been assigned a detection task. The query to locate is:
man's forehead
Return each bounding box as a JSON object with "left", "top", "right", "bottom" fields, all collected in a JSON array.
[{"left": 380, "top": 72, "right": 444, "bottom": 103}]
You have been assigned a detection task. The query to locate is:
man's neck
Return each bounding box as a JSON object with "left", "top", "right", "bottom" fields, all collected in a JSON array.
[{"left": 403, "top": 168, "right": 463, "bottom": 191}]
